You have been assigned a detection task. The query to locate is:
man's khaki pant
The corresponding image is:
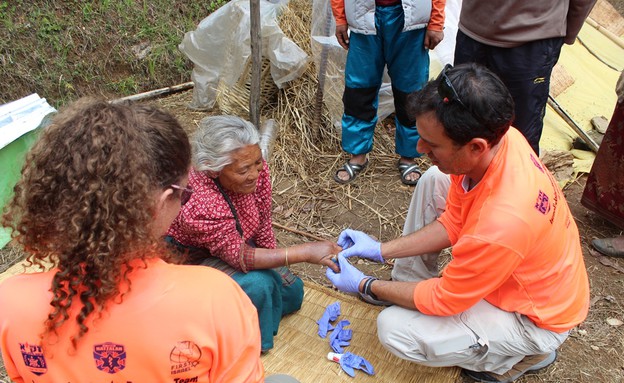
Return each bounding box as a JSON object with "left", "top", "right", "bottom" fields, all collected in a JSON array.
[{"left": 381, "top": 166, "right": 568, "bottom": 374}]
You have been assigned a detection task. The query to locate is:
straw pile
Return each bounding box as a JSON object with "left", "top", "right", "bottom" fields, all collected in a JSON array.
[
  {"left": 589, "top": 0, "right": 624, "bottom": 36},
  {"left": 262, "top": 281, "right": 461, "bottom": 383}
]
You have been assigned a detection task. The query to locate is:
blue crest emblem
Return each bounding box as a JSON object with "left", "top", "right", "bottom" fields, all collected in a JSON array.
[
  {"left": 19, "top": 343, "right": 47, "bottom": 376},
  {"left": 535, "top": 190, "right": 550, "bottom": 215},
  {"left": 93, "top": 342, "right": 126, "bottom": 374}
]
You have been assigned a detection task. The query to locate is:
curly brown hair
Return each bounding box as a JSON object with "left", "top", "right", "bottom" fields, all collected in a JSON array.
[{"left": 1, "top": 98, "right": 191, "bottom": 348}]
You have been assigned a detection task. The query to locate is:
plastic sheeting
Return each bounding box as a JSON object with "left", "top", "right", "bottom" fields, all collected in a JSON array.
[
  {"left": 180, "top": 0, "right": 309, "bottom": 110},
  {"left": 0, "top": 94, "right": 56, "bottom": 249}
]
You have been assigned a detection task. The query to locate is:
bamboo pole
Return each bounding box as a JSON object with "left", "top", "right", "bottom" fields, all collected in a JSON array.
[
  {"left": 111, "top": 82, "right": 194, "bottom": 103},
  {"left": 249, "top": 0, "right": 262, "bottom": 128},
  {"left": 586, "top": 17, "right": 624, "bottom": 49},
  {"left": 312, "top": 1, "right": 333, "bottom": 134}
]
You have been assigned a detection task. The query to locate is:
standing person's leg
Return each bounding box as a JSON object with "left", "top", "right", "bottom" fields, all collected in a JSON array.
[
  {"left": 453, "top": 30, "right": 489, "bottom": 66},
  {"left": 335, "top": 20, "right": 385, "bottom": 184},
  {"left": 381, "top": 5, "right": 429, "bottom": 185},
  {"left": 377, "top": 300, "right": 567, "bottom": 374},
  {"left": 392, "top": 166, "right": 450, "bottom": 282},
  {"left": 484, "top": 38, "right": 564, "bottom": 155}
]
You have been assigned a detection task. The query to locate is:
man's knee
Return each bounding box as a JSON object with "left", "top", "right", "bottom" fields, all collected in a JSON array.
[
  {"left": 415, "top": 166, "right": 451, "bottom": 210},
  {"left": 419, "top": 166, "right": 448, "bottom": 187},
  {"left": 377, "top": 306, "right": 418, "bottom": 355}
]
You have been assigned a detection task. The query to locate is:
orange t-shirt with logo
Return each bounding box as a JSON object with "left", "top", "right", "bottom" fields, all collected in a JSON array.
[
  {"left": 0, "top": 258, "right": 265, "bottom": 383},
  {"left": 414, "top": 128, "right": 589, "bottom": 333}
]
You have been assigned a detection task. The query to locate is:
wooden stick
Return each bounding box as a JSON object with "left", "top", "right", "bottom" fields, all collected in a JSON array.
[
  {"left": 586, "top": 17, "right": 624, "bottom": 49},
  {"left": 547, "top": 96, "right": 599, "bottom": 153},
  {"left": 249, "top": 0, "right": 262, "bottom": 128},
  {"left": 272, "top": 222, "right": 328, "bottom": 241},
  {"left": 111, "top": 82, "right": 194, "bottom": 103}
]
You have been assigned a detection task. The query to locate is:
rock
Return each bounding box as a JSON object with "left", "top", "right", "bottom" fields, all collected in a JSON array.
[
  {"left": 591, "top": 115, "right": 609, "bottom": 134},
  {"left": 572, "top": 129, "right": 604, "bottom": 151}
]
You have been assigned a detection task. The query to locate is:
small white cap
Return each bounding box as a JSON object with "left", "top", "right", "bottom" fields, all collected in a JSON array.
[{"left": 327, "top": 352, "right": 342, "bottom": 362}]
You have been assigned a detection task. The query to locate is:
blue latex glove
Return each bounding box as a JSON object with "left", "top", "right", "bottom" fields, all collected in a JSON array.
[
  {"left": 337, "top": 229, "right": 383, "bottom": 263},
  {"left": 317, "top": 302, "right": 341, "bottom": 338},
  {"left": 325, "top": 255, "right": 367, "bottom": 294},
  {"left": 329, "top": 320, "right": 352, "bottom": 353},
  {"left": 339, "top": 352, "right": 375, "bottom": 377}
]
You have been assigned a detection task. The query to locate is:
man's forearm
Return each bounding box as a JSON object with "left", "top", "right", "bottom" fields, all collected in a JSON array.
[
  {"left": 380, "top": 220, "right": 451, "bottom": 260},
  {"left": 360, "top": 278, "right": 418, "bottom": 309}
]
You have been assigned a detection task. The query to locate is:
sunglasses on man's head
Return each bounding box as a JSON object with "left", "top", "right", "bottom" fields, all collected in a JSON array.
[
  {"left": 437, "top": 64, "right": 469, "bottom": 108},
  {"left": 170, "top": 184, "right": 193, "bottom": 206},
  {"left": 436, "top": 64, "right": 481, "bottom": 121}
]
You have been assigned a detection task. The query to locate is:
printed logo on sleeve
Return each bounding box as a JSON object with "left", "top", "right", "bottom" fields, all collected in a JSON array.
[
  {"left": 93, "top": 342, "right": 126, "bottom": 374},
  {"left": 170, "top": 341, "right": 202, "bottom": 375},
  {"left": 535, "top": 190, "right": 551, "bottom": 215},
  {"left": 529, "top": 153, "right": 544, "bottom": 173},
  {"left": 19, "top": 343, "right": 47, "bottom": 376}
]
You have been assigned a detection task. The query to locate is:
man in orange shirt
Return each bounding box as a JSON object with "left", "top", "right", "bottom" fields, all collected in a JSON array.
[{"left": 326, "top": 63, "right": 589, "bottom": 383}]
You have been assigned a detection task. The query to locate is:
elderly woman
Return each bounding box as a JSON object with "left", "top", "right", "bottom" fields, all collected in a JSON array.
[
  {"left": 0, "top": 100, "right": 300, "bottom": 382},
  {"left": 167, "top": 115, "right": 341, "bottom": 352}
]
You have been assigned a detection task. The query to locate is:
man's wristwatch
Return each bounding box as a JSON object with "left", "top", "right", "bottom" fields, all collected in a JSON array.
[{"left": 361, "top": 277, "right": 379, "bottom": 301}]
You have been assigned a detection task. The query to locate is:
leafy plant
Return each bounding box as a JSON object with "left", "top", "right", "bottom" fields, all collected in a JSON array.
[{"left": 0, "top": 0, "right": 228, "bottom": 106}]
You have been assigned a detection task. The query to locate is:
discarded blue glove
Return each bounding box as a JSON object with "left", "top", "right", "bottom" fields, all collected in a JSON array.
[
  {"left": 317, "top": 302, "right": 341, "bottom": 338},
  {"left": 329, "top": 320, "right": 352, "bottom": 353},
  {"left": 340, "top": 352, "right": 374, "bottom": 377},
  {"left": 325, "top": 254, "right": 368, "bottom": 294},
  {"left": 337, "top": 229, "right": 383, "bottom": 263}
]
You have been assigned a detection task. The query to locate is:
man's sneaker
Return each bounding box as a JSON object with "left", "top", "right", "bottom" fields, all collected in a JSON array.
[{"left": 463, "top": 351, "right": 557, "bottom": 383}]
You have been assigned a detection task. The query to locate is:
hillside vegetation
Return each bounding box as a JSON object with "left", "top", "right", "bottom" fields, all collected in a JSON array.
[{"left": 0, "top": 0, "right": 227, "bottom": 107}]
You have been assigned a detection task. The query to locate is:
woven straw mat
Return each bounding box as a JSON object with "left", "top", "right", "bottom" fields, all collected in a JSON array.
[{"left": 262, "top": 281, "right": 460, "bottom": 383}]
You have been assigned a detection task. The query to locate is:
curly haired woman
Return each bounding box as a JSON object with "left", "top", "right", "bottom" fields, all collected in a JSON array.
[{"left": 0, "top": 99, "right": 297, "bottom": 383}]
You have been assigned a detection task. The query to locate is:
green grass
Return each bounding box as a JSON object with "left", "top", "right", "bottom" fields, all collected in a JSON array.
[{"left": 0, "top": 0, "right": 229, "bottom": 107}]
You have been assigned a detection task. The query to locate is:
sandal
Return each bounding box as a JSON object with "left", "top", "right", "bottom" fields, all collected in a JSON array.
[
  {"left": 334, "top": 160, "right": 368, "bottom": 184},
  {"left": 397, "top": 161, "right": 422, "bottom": 186},
  {"left": 592, "top": 236, "right": 624, "bottom": 258}
]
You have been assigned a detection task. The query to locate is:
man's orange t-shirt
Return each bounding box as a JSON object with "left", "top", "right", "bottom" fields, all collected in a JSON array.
[
  {"left": 0, "top": 258, "right": 265, "bottom": 383},
  {"left": 414, "top": 128, "right": 590, "bottom": 333}
]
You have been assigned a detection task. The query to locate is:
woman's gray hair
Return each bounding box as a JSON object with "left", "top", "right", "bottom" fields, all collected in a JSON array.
[{"left": 192, "top": 115, "right": 260, "bottom": 172}]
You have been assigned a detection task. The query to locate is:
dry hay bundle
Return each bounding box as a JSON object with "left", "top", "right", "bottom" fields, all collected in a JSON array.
[
  {"left": 550, "top": 63, "right": 575, "bottom": 98},
  {"left": 216, "top": 58, "right": 278, "bottom": 117},
  {"left": 269, "top": 0, "right": 410, "bottom": 178},
  {"left": 589, "top": 0, "right": 624, "bottom": 37}
]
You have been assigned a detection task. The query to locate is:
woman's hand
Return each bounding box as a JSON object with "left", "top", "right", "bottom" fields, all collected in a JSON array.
[{"left": 301, "top": 241, "right": 342, "bottom": 272}]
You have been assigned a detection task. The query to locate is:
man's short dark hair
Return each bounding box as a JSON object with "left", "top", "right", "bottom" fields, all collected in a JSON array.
[{"left": 408, "top": 63, "right": 515, "bottom": 146}]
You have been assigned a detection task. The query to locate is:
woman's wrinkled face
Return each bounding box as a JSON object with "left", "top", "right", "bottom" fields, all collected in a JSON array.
[{"left": 218, "top": 144, "right": 263, "bottom": 194}]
